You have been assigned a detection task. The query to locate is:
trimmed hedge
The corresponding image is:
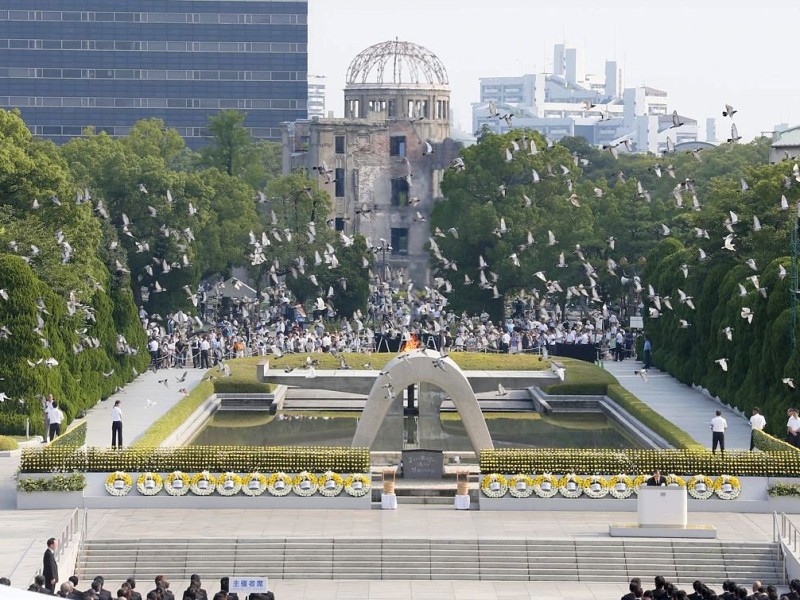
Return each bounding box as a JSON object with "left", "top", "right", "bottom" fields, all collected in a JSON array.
[
  {"left": 213, "top": 379, "right": 274, "bottom": 394},
  {"left": 753, "top": 429, "right": 799, "bottom": 453},
  {"left": 480, "top": 448, "right": 800, "bottom": 477},
  {"left": 132, "top": 379, "right": 213, "bottom": 447},
  {"left": 768, "top": 481, "right": 800, "bottom": 497},
  {"left": 0, "top": 435, "right": 18, "bottom": 451},
  {"left": 606, "top": 383, "right": 702, "bottom": 450},
  {"left": 17, "top": 472, "right": 86, "bottom": 492},
  {"left": 50, "top": 422, "right": 87, "bottom": 448},
  {"left": 20, "top": 445, "right": 371, "bottom": 474}
]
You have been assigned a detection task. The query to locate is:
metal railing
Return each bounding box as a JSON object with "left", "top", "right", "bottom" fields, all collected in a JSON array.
[
  {"left": 773, "top": 511, "right": 793, "bottom": 581},
  {"left": 55, "top": 508, "right": 87, "bottom": 563}
]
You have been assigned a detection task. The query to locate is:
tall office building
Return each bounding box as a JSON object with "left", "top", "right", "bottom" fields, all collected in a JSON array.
[
  {"left": 307, "top": 75, "right": 326, "bottom": 119},
  {"left": 0, "top": 0, "right": 308, "bottom": 147}
]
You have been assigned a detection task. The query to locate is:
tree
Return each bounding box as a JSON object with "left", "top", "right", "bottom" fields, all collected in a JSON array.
[{"left": 199, "top": 110, "right": 253, "bottom": 177}]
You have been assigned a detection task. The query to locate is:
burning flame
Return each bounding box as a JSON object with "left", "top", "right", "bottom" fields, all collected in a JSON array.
[{"left": 400, "top": 333, "right": 421, "bottom": 352}]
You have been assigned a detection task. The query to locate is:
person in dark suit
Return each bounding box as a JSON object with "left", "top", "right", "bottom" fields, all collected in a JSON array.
[
  {"left": 646, "top": 470, "right": 667, "bottom": 486},
  {"left": 91, "top": 577, "right": 111, "bottom": 600},
  {"left": 43, "top": 538, "right": 59, "bottom": 592},
  {"left": 622, "top": 579, "right": 643, "bottom": 600},
  {"left": 30, "top": 574, "right": 51, "bottom": 594},
  {"left": 151, "top": 576, "right": 174, "bottom": 600},
  {"left": 127, "top": 579, "right": 142, "bottom": 600}
]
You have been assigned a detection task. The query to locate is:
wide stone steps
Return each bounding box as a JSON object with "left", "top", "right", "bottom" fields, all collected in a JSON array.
[{"left": 77, "top": 539, "right": 785, "bottom": 585}]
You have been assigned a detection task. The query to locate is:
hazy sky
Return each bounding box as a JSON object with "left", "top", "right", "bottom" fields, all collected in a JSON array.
[{"left": 308, "top": 0, "right": 800, "bottom": 142}]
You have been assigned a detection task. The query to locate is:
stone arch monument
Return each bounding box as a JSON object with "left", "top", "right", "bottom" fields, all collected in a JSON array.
[{"left": 352, "top": 350, "right": 494, "bottom": 452}]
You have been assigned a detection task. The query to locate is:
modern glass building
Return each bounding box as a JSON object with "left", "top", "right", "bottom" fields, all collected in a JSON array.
[{"left": 0, "top": 0, "right": 308, "bottom": 147}]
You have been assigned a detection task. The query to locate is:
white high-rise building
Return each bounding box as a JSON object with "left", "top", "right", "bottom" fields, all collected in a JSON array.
[
  {"left": 472, "top": 44, "right": 700, "bottom": 155},
  {"left": 307, "top": 75, "right": 327, "bottom": 119}
]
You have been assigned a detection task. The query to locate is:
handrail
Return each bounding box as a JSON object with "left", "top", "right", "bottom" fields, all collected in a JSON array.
[
  {"left": 775, "top": 511, "right": 800, "bottom": 555},
  {"left": 54, "top": 508, "right": 82, "bottom": 563}
]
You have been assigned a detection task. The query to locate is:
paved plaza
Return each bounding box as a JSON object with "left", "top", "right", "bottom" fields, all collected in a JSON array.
[{"left": 0, "top": 358, "right": 795, "bottom": 598}]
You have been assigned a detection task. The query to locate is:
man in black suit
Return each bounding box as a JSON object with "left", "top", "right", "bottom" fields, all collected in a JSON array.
[
  {"left": 43, "top": 538, "right": 59, "bottom": 592},
  {"left": 646, "top": 470, "right": 667, "bottom": 486},
  {"left": 622, "top": 578, "right": 643, "bottom": 600},
  {"left": 127, "top": 579, "right": 142, "bottom": 600},
  {"left": 91, "top": 577, "right": 111, "bottom": 600},
  {"left": 151, "top": 576, "right": 174, "bottom": 600}
]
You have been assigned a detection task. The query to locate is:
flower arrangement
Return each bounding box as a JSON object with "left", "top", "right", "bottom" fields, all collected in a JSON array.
[
  {"left": 532, "top": 473, "right": 559, "bottom": 498},
  {"left": 687, "top": 474, "right": 715, "bottom": 499},
  {"left": 318, "top": 471, "right": 344, "bottom": 497},
  {"left": 136, "top": 472, "right": 163, "bottom": 496},
  {"left": 714, "top": 475, "right": 741, "bottom": 500},
  {"left": 666, "top": 474, "right": 687, "bottom": 488},
  {"left": 632, "top": 474, "right": 648, "bottom": 494},
  {"left": 292, "top": 471, "right": 319, "bottom": 496},
  {"left": 104, "top": 471, "right": 132, "bottom": 496},
  {"left": 268, "top": 472, "right": 293, "bottom": 496},
  {"left": 17, "top": 472, "right": 86, "bottom": 493},
  {"left": 508, "top": 474, "right": 535, "bottom": 498},
  {"left": 583, "top": 475, "right": 609, "bottom": 499},
  {"left": 165, "top": 471, "right": 190, "bottom": 496},
  {"left": 216, "top": 472, "right": 242, "bottom": 496},
  {"left": 344, "top": 473, "right": 371, "bottom": 497},
  {"left": 190, "top": 471, "right": 216, "bottom": 496},
  {"left": 558, "top": 474, "right": 584, "bottom": 498},
  {"left": 242, "top": 472, "right": 268, "bottom": 496},
  {"left": 608, "top": 474, "right": 634, "bottom": 499},
  {"left": 480, "top": 474, "right": 508, "bottom": 498}
]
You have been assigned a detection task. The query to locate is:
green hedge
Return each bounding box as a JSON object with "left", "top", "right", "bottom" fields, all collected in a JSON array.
[
  {"left": 50, "top": 422, "right": 87, "bottom": 448},
  {"left": 542, "top": 382, "right": 609, "bottom": 396},
  {"left": 17, "top": 472, "right": 86, "bottom": 492},
  {"left": 479, "top": 448, "right": 800, "bottom": 477},
  {"left": 753, "top": 429, "right": 799, "bottom": 453},
  {"left": 606, "top": 384, "right": 702, "bottom": 450},
  {"left": 0, "top": 435, "right": 18, "bottom": 451},
  {"left": 20, "top": 445, "right": 371, "bottom": 474},
  {"left": 132, "top": 379, "right": 213, "bottom": 447},
  {"left": 0, "top": 413, "right": 29, "bottom": 436},
  {"left": 768, "top": 481, "right": 800, "bottom": 497},
  {"left": 213, "top": 379, "right": 274, "bottom": 394}
]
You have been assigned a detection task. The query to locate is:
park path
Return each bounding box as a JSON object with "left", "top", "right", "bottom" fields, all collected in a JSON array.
[
  {"left": 603, "top": 359, "right": 753, "bottom": 450},
  {"left": 83, "top": 365, "right": 208, "bottom": 447}
]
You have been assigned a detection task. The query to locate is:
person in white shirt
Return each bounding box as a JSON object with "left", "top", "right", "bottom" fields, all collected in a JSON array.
[
  {"left": 47, "top": 402, "right": 63, "bottom": 442},
  {"left": 749, "top": 407, "right": 766, "bottom": 451},
  {"left": 787, "top": 408, "right": 800, "bottom": 448},
  {"left": 710, "top": 410, "right": 728, "bottom": 455},
  {"left": 111, "top": 400, "right": 123, "bottom": 449}
]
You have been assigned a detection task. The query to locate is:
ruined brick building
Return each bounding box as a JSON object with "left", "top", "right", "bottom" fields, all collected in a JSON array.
[{"left": 282, "top": 39, "right": 462, "bottom": 285}]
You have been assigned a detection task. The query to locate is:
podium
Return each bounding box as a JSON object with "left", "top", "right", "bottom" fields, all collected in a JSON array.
[
  {"left": 609, "top": 485, "right": 716, "bottom": 538},
  {"left": 638, "top": 486, "right": 687, "bottom": 526}
]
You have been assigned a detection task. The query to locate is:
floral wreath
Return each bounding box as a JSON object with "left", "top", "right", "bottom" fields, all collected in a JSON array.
[
  {"left": 190, "top": 471, "right": 217, "bottom": 496},
  {"left": 687, "top": 474, "right": 715, "bottom": 500},
  {"left": 608, "top": 474, "right": 634, "bottom": 499},
  {"left": 242, "top": 472, "right": 268, "bottom": 496},
  {"left": 666, "top": 474, "right": 687, "bottom": 488},
  {"left": 583, "top": 475, "right": 609, "bottom": 499},
  {"left": 558, "top": 474, "right": 584, "bottom": 498},
  {"left": 631, "top": 474, "right": 648, "bottom": 494},
  {"left": 165, "top": 471, "right": 190, "bottom": 496},
  {"left": 136, "top": 472, "right": 163, "bottom": 496},
  {"left": 344, "top": 473, "right": 371, "bottom": 497},
  {"left": 508, "top": 474, "right": 535, "bottom": 498},
  {"left": 293, "top": 471, "right": 319, "bottom": 496},
  {"left": 105, "top": 471, "right": 132, "bottom": 496},
  {"left": 480, "top": 473, "right": 508, "bottom": 498},
  {"left": 318, "top": 471, "right": 344, "bottom": 497},
  {"left": 216, "top": 472, "right": 243, "bottom": 496},
  {"left": 532, "top": 473, "right": 559, "bottom": 498},
  {"left": 713, "top": 475, "right": 741, "bottom": 500},
  {"left": 267, "top": 472, "right": 293, "bottom": 496}
]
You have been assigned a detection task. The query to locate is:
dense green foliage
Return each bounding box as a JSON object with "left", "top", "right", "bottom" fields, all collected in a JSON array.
[
  {"left": 768, "top": 481, "right": 800, "bottom": 496},
  {"left": 0, "top": 110, "right": 149, "bottom": 432},
  {"left": 753, "top": 428, "right": 799, "bottom": 453},
  {"left": 20, "top": 445, "right": 371, "bottom": 473},
  {"left": 480, "top": 448, "right": 800, "bottom": 476},
  {"left": 17, "top": 472, "right": 86, "bottom": 492},
  {"left": 50, "top": 422, "right": 87, "bottom": 448}
]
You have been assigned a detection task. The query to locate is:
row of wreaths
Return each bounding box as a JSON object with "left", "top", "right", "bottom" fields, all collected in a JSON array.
[
  {"left": 104, "top": 471, "right": 371, "bottom": 497},
  {"left": 481, "top": 474, "right": 741, "bottom": 500}
]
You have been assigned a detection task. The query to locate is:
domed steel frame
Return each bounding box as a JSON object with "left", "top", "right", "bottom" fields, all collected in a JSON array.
[{"left": 346, "top": 39, "right": 449, "bottom": 87}]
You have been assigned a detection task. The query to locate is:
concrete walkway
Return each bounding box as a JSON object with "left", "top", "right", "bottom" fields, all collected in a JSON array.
[
  {"left": 83, "top": 366, "right": 207, "bottom": 447},
  {"left": 604, "top": 360, "right": 752, "bottom": 450}
]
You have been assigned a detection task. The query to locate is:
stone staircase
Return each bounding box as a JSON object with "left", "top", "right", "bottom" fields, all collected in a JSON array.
[{"left": 77, "top": 538, "right": 785, "bottom": 585}]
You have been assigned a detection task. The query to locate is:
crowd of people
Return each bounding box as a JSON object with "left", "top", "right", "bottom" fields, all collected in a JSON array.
[
  {"left": 619, "top": 575, "right": 784, "bottom": 600},
  {"left": 137, "top": 284, "right": 640, "bottom": 370}
]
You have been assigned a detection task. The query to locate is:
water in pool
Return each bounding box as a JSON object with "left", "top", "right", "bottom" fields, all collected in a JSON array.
[{"left": 192, "top": 411, "right": 641, "bottom": 450}]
